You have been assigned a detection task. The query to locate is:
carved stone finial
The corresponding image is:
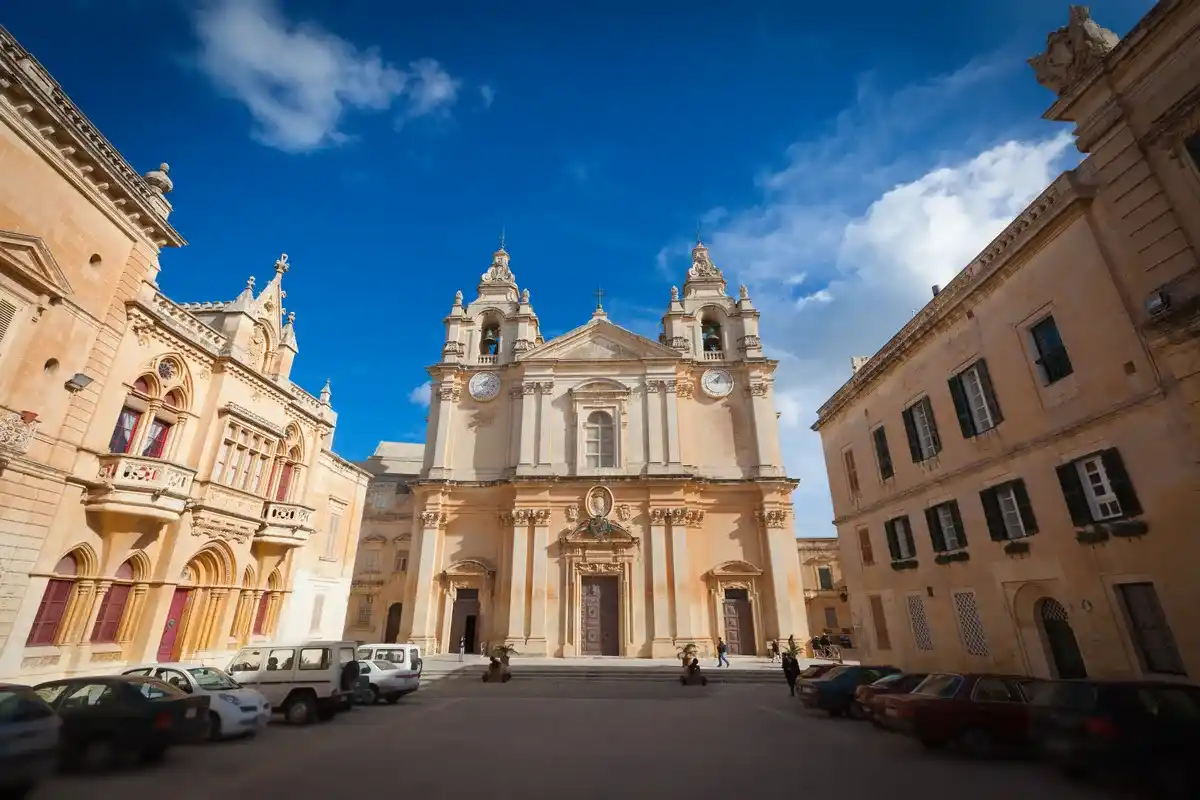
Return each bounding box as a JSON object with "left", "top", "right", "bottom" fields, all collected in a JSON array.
[
  {"left": 274, "top": 253, "right": 289, "bottom": 274},
  {"left": 319, "top": 379, "right": 332, "bottom": 405},
  {"left": 687, "top": 241, "right": 722, "bottom": 281},
  {"left": 454, "top": 290, "right": 463, "bottom": 306},
  {"left": 481, "top": 246, "right": 515, "bottom": 285},
  {"left": 670, "top": 285, "right": 679, "bottom": 301},
  {"left": 521, "top": 287, "right": 530, "bottom": 303},
  {"left": 246, "top": 276, "right": 255, "bottom": 291},
  {"left": 286, "top": 311, "right": 296, "bottom": 325},
  {"left": 739, "top": 284, "right": 749, "bottom": 300},
  {"left": 143, "top": 162, "right": 173, "bottom": 194},
  {"left": 1028, "top": 5, "right": 1119, "bottom": 96}
]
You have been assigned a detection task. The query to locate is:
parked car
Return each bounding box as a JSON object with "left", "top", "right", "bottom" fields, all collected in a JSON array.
[
  {"left": 799, "top": 665, "right": 900, "bottom": 716},
  {"left": 355, "top": 660, "right": 420, "bottom": 704},
  {"left": 33, "top": 676, "right": 210, "bottom": 771},
  {"left": 122, "top": 663, "right": 270, "bottom": 740},
  {"left": 226, "top": 640, "right": 359, "bottom": 725},
  {"left": 852, "top": 672, "right": 928, "bottom": 721},
  {"left": 1029, "top": 679, "right": 1200, "bottom": 797},
  {"left": 879, "top": 672, "right": 1041, "bottom": 756},
  {"left": 0, "top": 683, "right": 61, "bottom": 798},
  {"left": 356, "top": 643, "right": 423, "bottom": 676},
  {"left": 795, "top": 663, "right": 838, "bottom": 682}
]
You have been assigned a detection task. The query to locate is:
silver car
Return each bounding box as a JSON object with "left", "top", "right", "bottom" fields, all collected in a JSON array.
[{"left": 0, "top": 683, "right": 61, "bottom": 798}]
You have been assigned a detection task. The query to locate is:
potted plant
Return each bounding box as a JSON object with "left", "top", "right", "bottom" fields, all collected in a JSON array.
[
  {"left": 483, "top": 643, "right": 517, "bottom": 683},
  {"left": 492, "top": 643, "right": 518, "bottom": 666},
  {"left": 676, "top": 642, "right": 698, "bottom": 667}
]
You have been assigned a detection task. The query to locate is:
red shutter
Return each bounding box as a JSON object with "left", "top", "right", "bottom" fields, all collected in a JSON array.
[
  {"left": 26, "top": 579, "right": 74, "bottom": 646},
  {"left": 253, "top": 592, "right": 271, "bottom": 635},
  {"left": 90, "top": 583, "right": 132, "bottom": 643}
]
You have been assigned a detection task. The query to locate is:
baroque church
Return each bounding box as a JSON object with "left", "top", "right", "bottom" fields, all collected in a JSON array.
[{"left": 392, "top": 239, "right": 808, "bottom": 658}]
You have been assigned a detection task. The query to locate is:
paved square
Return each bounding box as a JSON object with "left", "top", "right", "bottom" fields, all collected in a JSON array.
[{"left": 41, "top": 677, "right": 1114, "bottom": 800}]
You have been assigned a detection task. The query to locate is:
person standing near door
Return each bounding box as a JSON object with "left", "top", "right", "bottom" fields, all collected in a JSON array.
[{"left": 716, "top": 638, "right": 730, "bottom": 668}]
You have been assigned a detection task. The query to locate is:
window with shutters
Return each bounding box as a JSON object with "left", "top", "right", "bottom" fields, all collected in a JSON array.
[
  {"left": 980, "top": 479, "right": 1038, "bottom": 541},
  {"left": 948, "top": 360, "right": 1002, "bottom": 437},
  {"left": 952, "top": 590, "right": 989, "bottom": 657},
  {"left": 872, "top": 426, "right": 893, "bottom": 480},
  {"left": 868, "top": 594, "right": 891, "bottom": 650},
  {"left": 393, "top": 551, "right": 409, "bottom": 572},
  {"left": 884, "top": 515, "right": 916, "bottom": 560},
  {"left": 842, "top": 448, "right": 860, "bottom": 497},
  {"left": 1115, "top": 582, "right": 1185, "bottom": 676},
  {"left": 817, "top": 566, "right": 834, "bottom": 591},
  {"left": 0, "top": 293, "right": 19, "bottom": 355},
  {"left": 1055, "top": 448, "right": 1141, "bottom": 525},
  {"left": 925, "top": 500, "right": 966, "bottom": 552},
  {"left": 902, "top": 397, "right": 941, "bottom": 462},
  {"left": 361, "top": 548, "right": 381, "bottom": 572},
  {"left": 1028, "top": 315, "right": 1073, "bottom": 385},
  {"left": 857, "top": 528, "right": 874, "bottom": 566},
  {"left": 356, "top": 595, "right": 373, "bottom": 627},
  {"left": 824, "top": 606, "right": 838, "bottom": 629},
  {"left": 325, "top": 513, "right": 342, "bottom": 559},
  {"left": 26, "top": 554, "right": 81, "bottom": 646},
  {"left": 309, "top": 593, "right": 326, "bottom": 633},
  {"left": 905, "top": 594, "right": 933, "bottom": 651}
]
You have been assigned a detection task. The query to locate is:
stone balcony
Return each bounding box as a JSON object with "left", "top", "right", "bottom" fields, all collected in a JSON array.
[
  {"left": 256, "top": 501, "right": 316, "bottom": 547},
  {"left": 0, "top": 410, "right": 38, "bottom": 466},
  {"left": 86, "top": 454, "right": 196, "bottom": 521},
  {"left": 803, "top": 587, "right": 847, "bottom": 602}
]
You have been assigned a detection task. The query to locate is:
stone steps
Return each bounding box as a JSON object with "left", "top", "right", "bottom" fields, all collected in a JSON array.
[{"left": 434, "top": 664, "right": 784, "bottom": 685}]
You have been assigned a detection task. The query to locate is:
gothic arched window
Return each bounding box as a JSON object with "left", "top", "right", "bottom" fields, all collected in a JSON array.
[{"left": 584, "top": 411, "right": 616, "bottom": 468}]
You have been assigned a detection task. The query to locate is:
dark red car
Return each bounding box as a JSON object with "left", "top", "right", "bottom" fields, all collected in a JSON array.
[
  {"left": 852, "top": 672, "right": 927, "bottom": 721},
  {"left": 878, "top": 672, "right": 1042, "bottom": 756}
]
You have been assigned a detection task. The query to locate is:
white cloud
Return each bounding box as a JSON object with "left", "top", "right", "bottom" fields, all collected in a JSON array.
[
  {"left": 408, "top": 381, "right": 432, "bottom": 407},
  {"left": 480, "top": 84, "right": 496, "bottom": 109},
  {"left": 193, "top": 0, "right": 460, "bottom": 152},
  {"left": 685, "top": 60, "right": 1078, "bottom": 538}
]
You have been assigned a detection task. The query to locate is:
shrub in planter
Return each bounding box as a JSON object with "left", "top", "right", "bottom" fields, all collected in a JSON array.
[{"left": 676, "top": 642, "right": 698, "bottom": 667}]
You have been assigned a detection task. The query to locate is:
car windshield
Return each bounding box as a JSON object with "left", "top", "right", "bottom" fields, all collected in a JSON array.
[
  {"left": 817, "top": 666, "right": 851, "bottom": 680},
  {"left": 913, "top": 674, "right": 963, "bottom": 698},
  {"left": 373, "top": 660, "right": 399, "bottom": 671},
  {"left": 187, "top": 668, "right": 239, "bottom": 691},
  {"left": 871, "top": 673, "right": 905, "bottom": 688},
  {"left": 127, "top": 678, "right": 186, "bottom": 700}
]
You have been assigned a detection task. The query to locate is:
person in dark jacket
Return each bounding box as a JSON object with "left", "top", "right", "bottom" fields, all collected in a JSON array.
[{"left": 781, "top": 652, "right": 801, "bottom": 696}]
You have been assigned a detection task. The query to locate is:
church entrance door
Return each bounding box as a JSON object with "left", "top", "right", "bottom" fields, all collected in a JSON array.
[
  {"left": 580, "top": 576, "right": 619, "bottom": 656},
  {"left": 448, "top": 589, "right": 481, "bottom": 654},
  {"left": 722, "top": 588, "right": 756, "bottom": 656},
  {"left": 384, "top": 603, "right": 403, "bottom": 643}
]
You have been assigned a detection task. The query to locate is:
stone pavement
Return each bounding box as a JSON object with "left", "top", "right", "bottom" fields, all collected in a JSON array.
[{"left": 40, "top": 679, "right": 1114, "bottom": 800}]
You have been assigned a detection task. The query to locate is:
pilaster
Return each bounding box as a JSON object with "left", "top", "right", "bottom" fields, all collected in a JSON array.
[
  {"left": 75, "top": 580, "right": 109, "bottom": 645},
  {"left": 664, "top": 381, "right": 682, "bottom": 467},
  {"left": 407, "top": 509, "right": 447, "bottom": 651},
  {"left": 536, "top": 382, "right": 554, "bottom": 467},
  {"left": 648, "top": 508, "right": 674, "bottom": 657},
  {"left": 503, "top": 509, "right": 532, "bottom": 646},
  {"left": 748, "top": 380, "right": 784, "bottom": 477},
  {"left": 517, "top": 383, "right": 537, "bottom": 468},
  {"left": 645, "top": 380, "right": 665, "bottom": 471},
  {"left": 428, "top": 381, "right": 460, "bottom": 478},
  {"left": 667, "top": 507, "right": 702, "bottom": 641},
  {"left": 526, "top": 509, "right": 551, "bottom": 655},
  {"left": 757, "top": 506, "right": 809, "bottom": 642}
]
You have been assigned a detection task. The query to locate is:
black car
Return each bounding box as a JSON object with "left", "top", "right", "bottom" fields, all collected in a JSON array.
[
  {"left": 33, "top": 675, "right": 210, "bottom": 771},
  {"left": 1029, "top": 679, "right": 1200, "bottom": 797}
]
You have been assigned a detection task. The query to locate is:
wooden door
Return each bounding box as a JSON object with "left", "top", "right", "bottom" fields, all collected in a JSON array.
[
  {"left": 581, "top": 576, "right": 619, "bottom": 656},
  {"left": 448, "top": 589, "right": 480, "bottom": 654},
  {"left": 722, "top": 588, "right": 755, "bottom": 656},
  {"left": 384, "top": 603, "right": 403, "bottom": 643},
  {"left": 157, "top": 588, "right": 191, "bottom": 661}
]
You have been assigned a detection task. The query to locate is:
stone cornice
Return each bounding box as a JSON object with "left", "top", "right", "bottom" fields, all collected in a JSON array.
[
  {"left": 411, "top": 475, "right": 801, "bottom": 492},
  {"left": 0, "top": 26, "right": 185, "bottom": 248},
  {"left": 321, "top": 449, "right": 373, "bottom": 481},
  {"left": 221, "top": 403, "right": 286, "bottom": 438},
  {"left": 813, "top": 171, "right": 1090, "bottom": 430}
]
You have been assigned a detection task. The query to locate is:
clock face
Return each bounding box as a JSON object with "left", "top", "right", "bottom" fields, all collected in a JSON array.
[
  {"left": 701, "top": 368, "right": 735, "bottom": 398},
  {"left": 468, "top": 371, "right": 501, "bottom": 401}
]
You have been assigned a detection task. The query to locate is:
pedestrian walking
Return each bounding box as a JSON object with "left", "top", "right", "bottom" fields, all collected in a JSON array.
[
  {"left": 781, "top": 651, "right": 800, "bottom": 696},
  {"left": 716, "top": 638, "right": 731, "bottom": 667},
  {"left": 769, "top": 639, "right": 780, "bottom": 663}
]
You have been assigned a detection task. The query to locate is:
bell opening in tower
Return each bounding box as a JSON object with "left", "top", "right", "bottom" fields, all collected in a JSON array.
[{"left": 701, "top": 314, "right": 724, "bottom": 353}]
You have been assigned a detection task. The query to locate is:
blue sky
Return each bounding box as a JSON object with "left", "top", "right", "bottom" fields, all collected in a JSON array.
[{"left": 7, "top": 0, "right": 1153, "bottom": 536}]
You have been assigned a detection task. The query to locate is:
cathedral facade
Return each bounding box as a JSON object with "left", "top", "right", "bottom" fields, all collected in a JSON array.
[{"left": 393, "top": 241, "right": 808, "bottom": 658}]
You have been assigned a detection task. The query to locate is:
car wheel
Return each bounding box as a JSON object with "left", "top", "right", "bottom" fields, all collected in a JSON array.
[
  {"left": 207, "top": 711, "right": 223, "bottom": 741},
  {"left": 79, "top": 739, "right": 118, "bottom": 772},
  {"left": 283, "top": 695, "right": 317, "bottom": 726},
  {"left": 958, "top": 728, "right": 994, "bottom": 758},
  {"left": 368, "top": 685, "right": 380, "bottom": 705}
]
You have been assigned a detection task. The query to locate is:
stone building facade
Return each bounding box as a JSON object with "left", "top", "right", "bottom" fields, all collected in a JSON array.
[
  {"left": 812, "top": 3, "right": 1200, "bottom": 681},
  {"left": 386, "top": 239, "right": 807, "bottom": 658},
  {"left": 0, "top": 26, "right": 369, "bottom": 683},
  {"left": 343, "top": 442, "right": 423, "bottom": 644},
  {"left": 796, "top": 538, "right": 854, "bottom": 657}
]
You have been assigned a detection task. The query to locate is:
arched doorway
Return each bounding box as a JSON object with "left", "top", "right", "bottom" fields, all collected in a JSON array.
[
  {"left": 384, "top": 602, "right": 403, "bottom": 643},
  {"left": 1037, "top": 598, "right": 1087, "bottom": 679}
]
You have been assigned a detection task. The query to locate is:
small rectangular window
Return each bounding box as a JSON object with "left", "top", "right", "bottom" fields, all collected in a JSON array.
[
  {"left": 361, "top": 549, "right": 380, "bottom": 572},
  {"left": 298, "top": 648, "right": 330, "bottom": 670},
  {"left": 824, "top": 606, "right": 838, "bottom": 629},
  {"left": 1056, "top": 448, "right": 1142, "bottom": 525},
  {"left": 1029, "top": 316, "right": 1073, "bottom": 384},
  {"left": 372, "top": 492, "right": 388, "bottom": 509},
  {"left": 902, "top": 397, "right": 941, "bottom": 462},
  {"left": 842, "top": 449, "right": 860, "bottom": 497},
  {"left": 980, "top": 479, "right": 1038, "bottom": 541},
  {"left": 1116, "top": 582, "right": 1186, "bottom": 676},
  {"left": 885, "top": 516, "right": 916, "bottom": 561},
  {"left": 872, "top": 426, "right": 893, "bottom": 480},
  {"left": 325, "top": 514, "right": 342, "bottom": 559},
  {"left": 949, "top": 360, "right": 1002, "bottom": 437},
  {"left": 924, "top": 500, "right": 967, "bottom": 552},
  {"left": 857, "top": 528, "right": 874, "bottom": 566},
  {"left": 394, "top": 552, "right": 408, "bottom": 572},
  {"left": 817, "top": 566, "right": 834, "bottom": 591}
]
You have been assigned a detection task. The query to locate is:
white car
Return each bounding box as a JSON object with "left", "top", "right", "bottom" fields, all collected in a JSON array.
[
  {"left": 356, "top": 660, "right": 419, "bottom": 704},
  {"left": 123, "top": 663, "right": 270, "bottom": 740}
]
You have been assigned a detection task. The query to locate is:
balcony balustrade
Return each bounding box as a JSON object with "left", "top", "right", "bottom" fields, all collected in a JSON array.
[
  {"left": 0, "top": 410, "right": 38, "bottom": 465},
  {"left": 86, "top": 454, "right": 196, "bottom": 521},
  {"left": 256, "top": 501, "right": 316, "bottom": 547}
]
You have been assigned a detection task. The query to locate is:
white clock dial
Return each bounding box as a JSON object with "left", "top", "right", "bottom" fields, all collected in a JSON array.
[
  {"left": 468, "top": 371, "right": 501, "bottom": 401},
  {"left": 701, "top": 368, "right": 735, "bottom": 398}
]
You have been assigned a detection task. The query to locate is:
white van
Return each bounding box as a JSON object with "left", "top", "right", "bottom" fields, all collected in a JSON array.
[{"left": 226, "top": 640, "right": 359, "bottom": 725}]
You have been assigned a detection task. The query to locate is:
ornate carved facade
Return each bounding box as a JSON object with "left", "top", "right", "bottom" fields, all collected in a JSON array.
[
  {"left": 0, "top": 26, "right": 369, "bottom": 683},
  {"left": 382, "top": 238, "right": 808, "bottom": 658}
]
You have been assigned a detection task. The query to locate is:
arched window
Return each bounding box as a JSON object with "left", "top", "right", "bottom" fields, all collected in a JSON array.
[
  {"left": 584, "top": 411, "right": 616, "bottom": 468},
  {"left": 90, "top": 559, "right": 135, "bottom": 643},
  {"left": 480, "top": 318, "right": 501, "bottom": 356},
  {"left": 700, "top": 311, "right": 724, "bottom": 354},
  {"left": 26, "top": 554, "right": 79, "bottom": 646},
  {"left": 254, "top": 571, "right": 283, "bottom": 637},
  {"left": 108, "top": 360, "right": 189, "bottom": 459}
]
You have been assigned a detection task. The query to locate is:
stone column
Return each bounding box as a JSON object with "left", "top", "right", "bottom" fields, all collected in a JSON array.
[
  {"left": 526, "top": 509, "right": 550, "bottom": 655},
  {"left": 536, "top": 382, "right": 554, "bottom": 467},
  {"left": 669, "top": 509, "right": 702, "bottom": 643},
  {"left": 748, "top": 381, "right": 783, "bottom": 477},
  {"left": 74, "top": 580, "right": 109, "bottom": 645},
  {"left": 505, "top": 510, "right": 531, "bottom": 646},
  {"left": 664, "top": 382, "right": 682, "bottom": 467},
  {"left": 117, "top": 584, "right": 149, "bottom": 644},
  {"left": 645, "top": 381, "right": 664, "bottom": 469},
  {"left": 648, "top": 509, "right": 674, "bottom": 657},
  {"left": 518, "top": 384, "right": 537, "bottom": 467},
  {"left": 63, "top": 580, "right": 98, "bottom": 645},
  {"left": 428, "top": 383, "right": 459, "bottom": 477},
  {"left": 759, "top": 507, "right": 810, "bottom": 643},
  {"left": 408, "top": 510, "right": 446, "bottom": 651}
]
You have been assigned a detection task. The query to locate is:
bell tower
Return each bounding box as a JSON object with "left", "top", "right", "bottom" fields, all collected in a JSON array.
[{"left": 438, "top": 239, "right": 541, "bottom": 367}]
